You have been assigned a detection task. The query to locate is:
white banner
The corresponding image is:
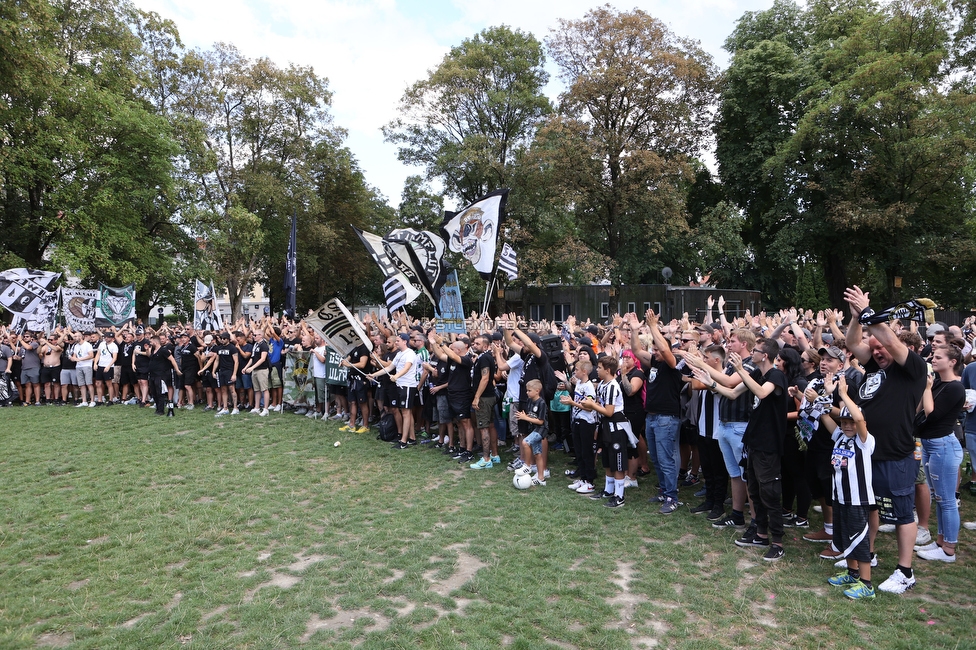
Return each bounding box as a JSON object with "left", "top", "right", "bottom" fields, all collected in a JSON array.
[{"left": 61, "top": 288, "right": 99, "bottom": 331}]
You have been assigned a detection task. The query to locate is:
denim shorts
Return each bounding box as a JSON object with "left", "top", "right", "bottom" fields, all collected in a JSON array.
[{"left": 525, "top": 430, "right": 543, "bottom": 456}]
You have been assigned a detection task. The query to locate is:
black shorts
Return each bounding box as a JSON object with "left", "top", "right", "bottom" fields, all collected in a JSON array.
[
  {"left": 216, "top": 368, "right": 234, "bottom": 388},
  {"left": 201, "top": 370, "right": 217, "bottom": 390},
  {"left": 136, "top": 371, "right": 149, "bottom": 382},
  {"left": 873, "top": 454, "right": 918, "bottom": 526},
  {"left": 94, "top": 367, "right": 113, "bottom": 383},
  {"left": 40, "top": 366, "right": 60, "bottom": 384},
  {"left": 679, "top": 421, "right": 699, "bottom": 446},
  {"left": 171, "top": 370, "right": 184, "bottom": 390},
  {"left": 600, "top": 429, "right": 628, "bottom": 472},
  {"left": 833, "top": 503, "right": 871, "bottom": 563},
  {"left": 396, "top": 386, "right": 419, "bottom": 410},
  {"left": 448, "top": 394, "right": 472, "bottom": 420},
  {"left": 347, "top": 377, "right": 368, "bottom": 403},
  {"left": 332, "top": 384, "right": 347, "bottom": 397},
  {"left": 120, "top": 366, "right": 137, "bottom": 387}
]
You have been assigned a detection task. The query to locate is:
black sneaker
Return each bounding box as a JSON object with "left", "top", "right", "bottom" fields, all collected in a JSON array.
[
  {"left": 589, "top": 490, "right": 613, "bottom": 501},
  {"left": 406, "top": 439, "right": 417, "bottom": 446},
  {"left": 735, "top": 530, "right": 770, "bottom": 548},
  {"left": 443, "top": 445, "right": 456, "bottom": 455},
  {"left": 457, "top": 451, "right": 474, "bottom": 463},
  {"left": 394, "top": 442, "right": 409, "bottom": 449},
  {"left": 706, "top": 507, "right": 726, "bottom": 522},
  {"left": 712, "top": 514, "right": 746, "bottom": 529},
  {"left": 604, "top": 495, "right": 625, "bottom": 508},
  {"left": 763, "top": 544, "right": 785, "bottom": 562},
  {"left": 451, "top": 449, "right": 467, "bottom": 459},
  {"left": 689, "top": 502, "right": 713, "bottom": 515}
]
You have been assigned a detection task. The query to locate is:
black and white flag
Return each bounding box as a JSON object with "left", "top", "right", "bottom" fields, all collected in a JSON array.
[
  {"left": 384, "top": 228, "right": 449, "bottom": 298},
  {"left": 441, "top": 189, "right": 508, "bottom": 281},
  {"left": 353, "top": 226, "right": 421, "bottom": 314},
  {"left": 382, "top": 237, "right": 440, "bottom": 315},
  {"left": 306, "top": 297, "right": 373, "bottom": 358},
  {"left": 498, "top": 243, "right": 518, "bottom": 281}
]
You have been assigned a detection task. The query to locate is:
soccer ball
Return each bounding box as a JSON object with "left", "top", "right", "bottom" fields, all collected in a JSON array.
[{"left": 513, "top": 473, "right": 533, "bottom": 490}]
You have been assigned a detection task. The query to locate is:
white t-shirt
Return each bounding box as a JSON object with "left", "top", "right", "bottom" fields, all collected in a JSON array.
[
  {"left": 393, "top": 348, "right": 420, "bottom": 388},
  {"left": 505, "top": 353, "right": 524, "bottom": 401},
  {"left": 311, "top": 346, "right": 328, "bottom": 379},
  {"left": 96, "top": 341, "right": 118, "bottom": 368},
  {"left": 75, "top": 341, "right": 95, "bottom": 369}
]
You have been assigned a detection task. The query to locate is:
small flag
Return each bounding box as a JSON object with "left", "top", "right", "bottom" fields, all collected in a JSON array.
[{"left": 498, "top": 243, "right": 518, "bottom": 281}]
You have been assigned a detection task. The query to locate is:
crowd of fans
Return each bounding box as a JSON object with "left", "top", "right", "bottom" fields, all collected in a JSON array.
[{"left": 2, "top": 289, "right": 974, "bottom": 599}]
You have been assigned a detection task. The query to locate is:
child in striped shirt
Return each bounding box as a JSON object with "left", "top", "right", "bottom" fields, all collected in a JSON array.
[{"left": 818, "top": 374, "right": 876, "bottom": 600}]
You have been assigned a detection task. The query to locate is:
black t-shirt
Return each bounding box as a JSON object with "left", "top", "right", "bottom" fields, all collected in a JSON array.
[
  {"left": 118, "top": 340, "right": 135, "bottom": 368},
  {"left": 176, "top": 342, "right": 199, "bottom": 374},
  {"left": 237, "top": 342, "right": 253, "bottom": 369},
  {"left": 644, "top": 358, "right": 684, "bottom": 416},
  {"left": 471, "top": 351, "right": 496, "bottom": 397},
  {"left": 250, "top": 340, "right": 270, "bottom": 371},
  {"left": 215, "top": 343, "right": 237, "bottom": 373},
  {"left": 148, "top": 345, "right": 173, "bottom": 376},
  {"left": 917, "top": 377, "right": 965, "bottom": 440},
  {"left": 447, "top": 355, "right": 474, "bottom": 398},
  {"left": 518, "top": 349, "right": 550, "bottom": 402},
  {"left": 133, "top": 338, "right": 151, "bottom": 372},
  {"left": 742, "top": 367, "right": 789, "bottom": 455},
  {"left": 857, "top": 351, "right": 926, "bottom": 462},
  {"left": 623, "top": 367, "right": 644, "bottom": 417},
  {"left": 348, "top": 344, "right": 369, "bottom": 370},
  {"left": 430, "top": 356, "right": 450, "bottom": 387}
]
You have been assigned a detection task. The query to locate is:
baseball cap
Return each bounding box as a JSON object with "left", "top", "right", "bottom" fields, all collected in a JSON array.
[
  {"left": 818, "top": 346, "right": 846, "bottom": 363},
  {"left": 203, "top": 335, "right": 214, "bottom": 345},
  {"left": 219, "top": 332, "right": 231, "bottom": 340},
  {"left": 926, "top": 324, "right": 945, "bottom": 338}
]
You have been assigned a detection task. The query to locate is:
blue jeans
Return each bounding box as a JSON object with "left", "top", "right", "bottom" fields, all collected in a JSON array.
[
  {"left": 922, "top": 435, "right": 964, "bottom": 544},
  {"left": 645, "top": 413, "right": 680, "bottom": 500},
  {"left": 717, "top": 421, "right": 748, "bottom": 478}
]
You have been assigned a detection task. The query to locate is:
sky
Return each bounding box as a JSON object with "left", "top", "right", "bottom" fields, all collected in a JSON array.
[{"left": 132, "top": 0, "right": 776, "bottom": 211}]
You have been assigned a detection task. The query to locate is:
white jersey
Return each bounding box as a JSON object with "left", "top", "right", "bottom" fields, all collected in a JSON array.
[
  {"left": 96, "top": 341, "right": 118, "bottom": 368},
  {"left": 572, "top": 378, "right": 598, "bottom": 424}
]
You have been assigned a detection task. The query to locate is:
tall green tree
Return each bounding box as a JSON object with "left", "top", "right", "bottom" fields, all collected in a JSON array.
[
  {"left": 383, "top": 25, "right": 552, "bottom": 205},
  {"left": 544, "top": 5, "right": 717, "bottom": 286},
  {"left": 718, "top": 0, "right": 976, "bottom": 309}
]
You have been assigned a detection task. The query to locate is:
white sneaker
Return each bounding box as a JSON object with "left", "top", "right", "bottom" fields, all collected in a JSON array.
[
  {"left": 216, "top": 409, "right": 228, "bottom": 417},
  {"left": 273, "top": 405, "right": 282, "bottom": 413},
  {"left": 915, "top": 527, "right": 932, "bottom": 546},
  {"left": 295, "top": 407, "right": 308, "bottom": 415},
  {"left": 576, "top": 482, "right": 595, "bottom": 494},
  {"left": 76, "top": 402, "right": 88, "bottom": 408},
  {"left": 330, "top": 412, "right": 345, "bottom": 421},
  {"left": 964, "top": 521, "right": 976, "bottom": 530},
  {"left": 835, "top": 554, "right": 878, "bottom": 568},
  {"left": 259, "top": 409, "right": 269, "bottom": 417},
  {"left": 124, "top": 397, "right": 138, "bottom": 405},
  {"left": 515, "top": 465, "right": 532, "bottom": 476},
  {"left": 230, "top": 408, "right": 239, "bottom": 415},
  {"left": 878, "top": 523, "right": 896, "bottom": 533},
  {"left": 306, "top": 411, "right": 319, "bottom": 419},
  {"left": 250, "top": 408, "right": 261, "bottom": 414},
  {"left": 568, "top": 480, "right": 583, "bottom": 490},
  {"left": 185, "top": 404, "right": 194, "bottom": 410},
  {"left": 914, "top": 541, "right": 940, "bottom": 553},
  {"left": 878, "top": 569, "right": 916, "bottom": 594},
  {"left": 917, "top": 547, "right": 956, "bottom": 563},
  {"left": 623, "top": 476, "right": 638, "bottom": 489}
]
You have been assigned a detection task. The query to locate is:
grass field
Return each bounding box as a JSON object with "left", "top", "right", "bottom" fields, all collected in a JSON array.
[{"left": 1, "top": 405, "right": 974, "bottom": 649}]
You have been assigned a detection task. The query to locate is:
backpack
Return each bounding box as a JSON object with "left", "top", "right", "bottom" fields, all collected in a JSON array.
[{"left": 376, "top": 412, "right": 398, "bottom": 442}]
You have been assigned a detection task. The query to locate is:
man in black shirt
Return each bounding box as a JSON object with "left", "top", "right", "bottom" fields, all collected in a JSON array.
[
  {"left": 148, "top": 335, "right": 181, "bottom": 416},
  {"left": 721, "top": 338, "right": 789, "bottom": 561},
  {"left": 844, "top": 285, "right": 926, "bottom": 594},
  {"left": 429, "top": 334, "right": 476, "bottom": 462},
  {"left": 132, "top": 328, "right": 151, "bottom": 405},
  {"left": 210, "top": 332, "right": 239, "bottom": 416},
  {"left": 175, "top": 331, "right": 199, "bottom": 409},
  {"left": 340, "top": 342, "right": 371, "bottom": 432},
  {"left": 469, "top": 334, "right": 499, "bottom": 469}
]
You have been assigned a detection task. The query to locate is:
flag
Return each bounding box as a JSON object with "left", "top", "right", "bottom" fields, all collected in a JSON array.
[
  {"left": 498, "top": 243, "right": 518, "bottom": 281},
  {"left": 352, "top": 226, "right": 421, "bottom": 313},
  {"left": 60, "top": 288, "right": 98, "bottom": 330},
  {"left": 306, "top": 297, "right": 373, "bottom": 358},
  {"left": 385, "top": 228, "right": 449, "bottom": 298},
  {"left": 96, "top": 284, "right": 135, "bottom": 327},
  {"left": 382, "top": 237, "right": 440, "bottom": 314},
  {"left": 441, "top": 189, "right": 508, "bottom": 281},
  {"left": 0, "top": 268, "right": 61, "bottom": 333},
  {"left": 283, "top": 211, "right": 297, "bottom": 317},
  {"left": 383, "top": 276, "right": 407, "bottom": 315},
  {"left": 194, "top": 280, "right": 224, "bottom": 331}
]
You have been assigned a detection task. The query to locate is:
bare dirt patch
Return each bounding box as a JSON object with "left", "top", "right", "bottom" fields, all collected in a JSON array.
[
  {"left": 300, "top": 609, "right": 392, "bottom": 642},
  {"left": 36, "top": 631, "right": 73, "bottom": 648},
  {"left": 424, "top": 544, "right": 486, "bottom": 597},
  {"left": 287, "top": 554, "right": 328, "bottom": 572},
  {"left": 66, "top": 579, "right": 89, "bottom": 591}
]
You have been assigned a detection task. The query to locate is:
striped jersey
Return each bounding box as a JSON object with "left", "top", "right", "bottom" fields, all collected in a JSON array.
[{"left": 830, "top": 428, "right": 875, "bottom": 506}]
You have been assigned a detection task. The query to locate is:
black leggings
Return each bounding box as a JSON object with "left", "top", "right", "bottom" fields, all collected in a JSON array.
[{"left": 571, "top": 419, "right": 598, "bottom": 483}]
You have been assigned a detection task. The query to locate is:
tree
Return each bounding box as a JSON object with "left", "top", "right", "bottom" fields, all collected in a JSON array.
[
  {"left": 718, "top": 0, "right": 976, "bottom": 309},
  {"left": 397, "top": 176, "right": 443, "bottom": 232},
  {"left": 544, "top": 5, "right": 717, "bottom": 286},
  {"left": 0, "top": 0, "right": 198, "bottom": 320},
  {"left": 384, "top": 25, "right": 552, "bottom": 204}
]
